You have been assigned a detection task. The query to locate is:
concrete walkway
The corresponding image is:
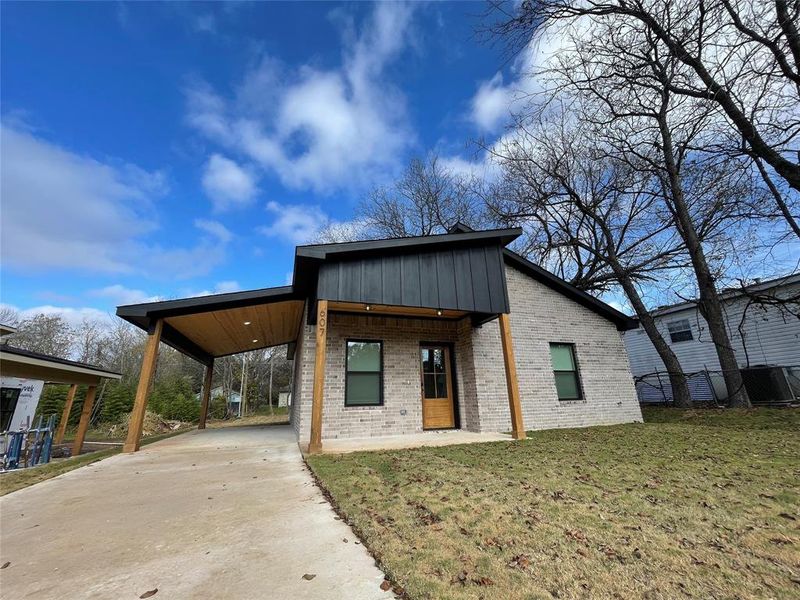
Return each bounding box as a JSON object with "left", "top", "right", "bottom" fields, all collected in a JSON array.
[{"left": 0, "top": 426, "right": 387, "bottom": 600}]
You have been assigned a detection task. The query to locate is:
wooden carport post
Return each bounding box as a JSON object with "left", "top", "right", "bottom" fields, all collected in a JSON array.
[
  {"left": 308, "top": 300, "right": 328, "bottom": 454},
  {"left": 499, "top": 313, "right": 526, "bottom": 440},
  {"left": 198, "top": 360, "right": 214, "bottom": 430},
  {"left": 53, "top": 383, "right": 78, "bottom": 445},
  {"left": 72, "top": 385, "right": 97, "bottom": 456},
  {"left": 124, "top": 319, "right": 163, "bottom": 453}
]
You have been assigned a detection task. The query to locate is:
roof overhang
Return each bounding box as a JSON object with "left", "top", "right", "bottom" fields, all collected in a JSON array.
[
  {"left": 116, "top": 286, "right": 306, "bottom": 364},
  {"left": 0, "top": 345, "right": 122, "bottom": 385}
]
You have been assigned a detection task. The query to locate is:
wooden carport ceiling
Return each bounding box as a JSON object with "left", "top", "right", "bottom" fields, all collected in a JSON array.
[{"left": 164, "top": 300, "right": 305, "bottom": 358}]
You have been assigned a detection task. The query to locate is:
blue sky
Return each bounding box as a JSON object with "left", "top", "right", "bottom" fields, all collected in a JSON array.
[{"left": 1, "top": 2, "right": 514, "bottom": 323}]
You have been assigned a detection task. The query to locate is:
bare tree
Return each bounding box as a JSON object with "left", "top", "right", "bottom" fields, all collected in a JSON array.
[
  {"left": 316, "top": 154, "right": 486, "bottom": 242},
  {"left": 488, "top": 0, "right": 800, "bottom": 206},
  {"left": 488, "top": 0, "right": 762, "bottom": 406},
  {"left": 74, "top": 318, "right": 107, "bottom": 364},
  {"left": 10, "top": 314, "right": 74, "bottom": 358},
  {"left": 488, "top": 113, "right": 697, "bottom": 406},
  {"left": 0, "top": 306, "right": 19, "bottom": 328}
]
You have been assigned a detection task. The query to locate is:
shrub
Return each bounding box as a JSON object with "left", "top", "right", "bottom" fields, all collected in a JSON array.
[{"left": 101, "top": 383, "right": 135, "bottom": 423}]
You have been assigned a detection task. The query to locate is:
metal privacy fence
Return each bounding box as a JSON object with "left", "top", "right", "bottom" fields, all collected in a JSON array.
[{"left": 635, "top": 365, "right": 800, "bottom": 407}]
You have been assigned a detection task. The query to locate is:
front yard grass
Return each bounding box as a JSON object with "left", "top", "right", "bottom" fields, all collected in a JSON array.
[{"left": 307, "top": 407, "right": 800, "bottom": 599}]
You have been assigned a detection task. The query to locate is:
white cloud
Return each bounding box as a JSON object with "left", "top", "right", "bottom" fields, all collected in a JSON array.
[
  {"left": 438, "top": 153, "right": 502, "bottom": 182},
  {"left": 185, "top": 2, "right": 417, "bottom": 194},
  {"left": 258, "top": 201, "right": 330, "bottom": 245},
  {"left": 0, "top": 302, "right": 113, "bottom": 328},
  {"left": 89, "top": 284, "right": 160, "bottom": 306},
  {"left": 0, "top": 124, "right": 231, "bottom": 279},
  {"left": 467, "top": 29, "right": 564, "bottom": 134},
  {"left": 193, "top": 218, "right": 233, "bottom": 243},
  {"left": 176, "top": 280, "right": 244, "bottom": 299},
  {"left": 471, "top": 73, "right": 514, "bottom": 133},
  {"left": 201, "top": 153, "right": 258, "bottom": 211},
  {"left": 214, "top": 280, "right": 240, "bottom": 293}
]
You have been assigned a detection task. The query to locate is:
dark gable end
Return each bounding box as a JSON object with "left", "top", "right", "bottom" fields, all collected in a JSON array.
[
  {"left": 316, "top": 244, "right": 510, "bottom": 314},
  {"left": 446, "top": 224, "right": 637, "bottom": 331}
]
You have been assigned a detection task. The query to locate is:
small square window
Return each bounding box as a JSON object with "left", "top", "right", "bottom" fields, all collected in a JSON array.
[
  {"left": 667, "top": 319, "right": 693, "bottom": 343},
  {"left": 549, "top": 343, "right": 582, "bottom": 401},
  {"left": 345, "top": 340, "right": 383, "bottom": 406}
]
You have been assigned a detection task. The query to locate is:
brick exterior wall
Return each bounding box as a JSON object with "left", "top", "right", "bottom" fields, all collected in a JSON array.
[
  {"left": 291, "top": 310, "right": 481, "bottom": 441},
  {"left": 473, "top": 266, "right": 642, "bottom": 432},
  {"left": 289, "top": 264, "right": 642, "bottom": 442}
]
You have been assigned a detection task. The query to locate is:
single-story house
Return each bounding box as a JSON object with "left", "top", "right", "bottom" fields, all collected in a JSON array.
[{"left": 116, "top": 225, "right": 642, "bottom": 453}]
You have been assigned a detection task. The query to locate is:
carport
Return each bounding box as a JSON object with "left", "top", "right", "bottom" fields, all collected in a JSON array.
[
  {"left": 0, "top": 345, "right": 122, "bottom": 454},
  {"left": 116, "top": 287, "right": 306, "bottom": 452}
]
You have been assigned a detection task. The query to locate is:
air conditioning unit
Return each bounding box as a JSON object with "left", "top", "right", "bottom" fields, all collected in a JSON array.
[{"left": 740, "top": 366, "right": 799, "bottom": 406}]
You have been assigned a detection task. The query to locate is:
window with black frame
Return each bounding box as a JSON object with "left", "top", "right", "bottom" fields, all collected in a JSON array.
[
  {"left": 549, "top": 343, "right": 583, "bottom": 400},
  {"left": 345, "top": 340, "right": 383, "bottom": 406}
]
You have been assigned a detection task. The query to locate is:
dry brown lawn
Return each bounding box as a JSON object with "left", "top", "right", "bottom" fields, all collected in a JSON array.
[{"left": 308, "top": 407, "right": 800, "bottom": 599}]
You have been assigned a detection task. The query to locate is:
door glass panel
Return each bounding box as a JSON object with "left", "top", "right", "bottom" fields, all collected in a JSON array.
[
  {"left": 432, "top": 348, "right": 445, "bottom": 373},
  {"left": 421, "top": 348, "right": 431, "bottom": 373},
  {"left": 423, "top": 373, "right": 436, "bottom": 398},
  {"left": 435, "top": 374, "right": 448, "bottom": 398}
]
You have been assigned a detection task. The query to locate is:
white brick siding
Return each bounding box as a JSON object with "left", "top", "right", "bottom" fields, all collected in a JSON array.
[
  {"left": 289, "top": 264, "right": 642, "bottom": 442},
  {"left": 291, "top": 310, "right": 482, "bottom": 441},
  {"left": 473, "top": 266, "right": 642, "bottom": 431}
]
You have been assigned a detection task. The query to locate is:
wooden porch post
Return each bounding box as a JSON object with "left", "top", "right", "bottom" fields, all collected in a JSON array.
[
  {"left": 72, "top": 385, "right": 97, "bottom": 456},
  {"left": 198, "top": 360, "right": 214, "bottom": 430},
  {"left": 53, "top": 383, "right": 78, "bottom": 445},
  {"left": 123, "top": 319, "right": 163, "bottom": 453},
  {"left": 308, "top": 299, "right": 328, "bottom": 454},
  {"left": 499, "top": 313, "right": 526, "bottom": 440}
]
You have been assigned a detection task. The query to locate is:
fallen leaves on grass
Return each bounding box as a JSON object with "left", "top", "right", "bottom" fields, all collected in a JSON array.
[{"left": 307, "top": 407, "right": 800, "bottom": 600}]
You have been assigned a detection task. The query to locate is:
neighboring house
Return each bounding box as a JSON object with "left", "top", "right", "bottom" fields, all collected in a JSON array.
[
  {"left": 623, "top": 274, "right": 800, "bottom": 404},
  {"left": 117, "top": 225, "right": 642, "bottom": 453},
  {"left": 194, "top": 385, "right": 241, "bottom": 415}
]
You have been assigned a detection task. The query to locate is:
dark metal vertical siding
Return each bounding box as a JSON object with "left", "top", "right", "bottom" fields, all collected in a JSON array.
[
  {"left": 401, "top": 255, "right": 421, "bottom": 307},
  {"left": 382, "top": 255, "right": 403, "bottom": 305},
  {"left": 419, "top": 253, "right": 439, "bottom": 308},
  {"left": 317, "top": 243, "right": 509, "bottom": 313}
]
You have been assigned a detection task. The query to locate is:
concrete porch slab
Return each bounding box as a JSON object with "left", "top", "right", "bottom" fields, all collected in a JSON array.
[{"left": 306, "top": 430, "right": 513, "bottom": 454}]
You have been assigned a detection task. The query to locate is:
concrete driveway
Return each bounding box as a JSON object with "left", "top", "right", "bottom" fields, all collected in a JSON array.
[{"left": 0, "top": 425, "right": 388, "bottom": 599}]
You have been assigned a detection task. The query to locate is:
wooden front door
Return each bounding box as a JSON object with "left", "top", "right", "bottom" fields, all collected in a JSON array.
[{"left": 420, "top": 345, "right": 456, "bottom": 429}]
